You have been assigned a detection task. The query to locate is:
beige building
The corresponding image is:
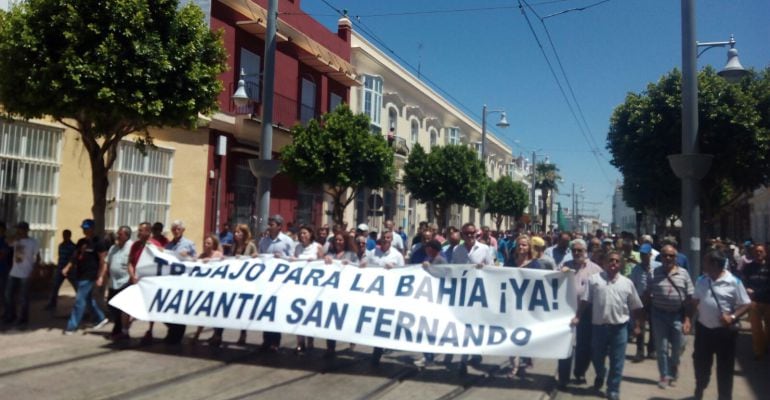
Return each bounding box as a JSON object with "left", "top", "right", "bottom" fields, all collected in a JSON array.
[
  {"left": 0, "top": 119, "right": 210, "bottom": 262},
  {"left": 343, "top": 30, "right": 531, "bottom": 237}
]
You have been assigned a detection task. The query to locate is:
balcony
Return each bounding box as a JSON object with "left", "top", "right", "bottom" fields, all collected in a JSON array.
[
  {"left": 388, "top": 136, "right": 409, "bottom": 157},
  {"left": 224, "top": 83, "right": 308, "bottom": 129}
]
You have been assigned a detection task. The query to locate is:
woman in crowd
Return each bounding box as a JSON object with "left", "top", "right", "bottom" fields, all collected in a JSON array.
[
  {"left": 224, "top": 224, "right": 258, "bottom": 345},
  {"left": 291, "top": 225, "right": 323, "bottom": 353},
  {"left": 192, "top": 235, "right": 224, "bottom": 345},
  {"left": 692, "top": 249, "right": 751, "bottom": 400},
  {"left": 505, "top": 234, "right": 542, "bottom": 377},
  {"left": 320, "top": 232, "right": 359, "bottom": 357}
]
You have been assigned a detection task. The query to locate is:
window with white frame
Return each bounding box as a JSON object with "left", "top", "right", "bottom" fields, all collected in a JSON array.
[
  {"left": 388, "top": 107, "right": 398, "bottom": 134},
  {"left": 300, "top": 76, "right": 317, "bottom": 124},
  {"left": 446, "top": 127, "right": 460, "bottom": 145},
  {"left": 429, "top": 128, "right": 437, "bottom": 147},
  {"left": 410, "top": 119, "right": 419, "bottom": 145},
  {"left": 0, "top": 121, "right": 62, "bottom": 262},
  {"left": 106, "top": 141, "right": 173, "bottom": 233},
  {"left": 362, "top": 75, "right": 383, "bottom": 127},
  {"left": 239, "top": 48, "right": 261, "bottom": 102}
]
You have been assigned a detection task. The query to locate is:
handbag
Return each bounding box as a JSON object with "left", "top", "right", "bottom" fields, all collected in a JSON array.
[
  {"left": 708, "top": 279, "right": 741, "bottom": 332},
  {"left": 665, "top": 275, "right": 688, "bottom": 320}
]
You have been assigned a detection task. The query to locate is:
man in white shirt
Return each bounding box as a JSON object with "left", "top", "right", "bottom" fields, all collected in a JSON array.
[
  {"left": 3, "top": 221, "right": 40, "bottom": 326},
  {"left": 363, "top": 230, "right": 404, "bottom": 366},
  {"left": 382, "top": 219, "right": 405, "bottom": 255},
  {"left": 106, "top": 225, "right": 133, "bottom": 340},
  {"left": 449, "top": 223, "right": 493, "bottom": 375},
  {"left": 572, "top": 250, "right": 642, "bottom": 400}
]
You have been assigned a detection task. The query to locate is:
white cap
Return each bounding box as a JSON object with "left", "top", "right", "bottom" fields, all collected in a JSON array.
[{"left": 357, "top": 223, "right": 369, "bottom": 231}]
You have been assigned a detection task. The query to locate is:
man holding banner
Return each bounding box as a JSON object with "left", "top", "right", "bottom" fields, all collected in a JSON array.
[
  {"left": 450, "top": 223, "right": 494, "bottom": 375},
  {"left": 258, "top": 214, "right": 293, "bottom": 352},
  {"left": 362, "top": 230, "right": 404, "bottom": 366}
]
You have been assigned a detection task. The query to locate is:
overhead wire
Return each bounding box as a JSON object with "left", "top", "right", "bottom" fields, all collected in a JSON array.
[{"left": 518, "top": 0, "right": 615, "bottom": 186}]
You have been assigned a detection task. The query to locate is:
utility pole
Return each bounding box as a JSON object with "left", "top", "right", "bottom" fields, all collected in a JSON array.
[{"left": 530, "top": 151, "right": 537, "bottom": 232}]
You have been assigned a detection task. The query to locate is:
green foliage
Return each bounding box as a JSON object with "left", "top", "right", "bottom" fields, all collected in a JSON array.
[
  {"left": 486, "top": 175, "right": 529, "bottom": 228},
  {"left": 404, "top": 143, "right": 486, "bottom": 227},
  {"left": 0, "top": 0, "right": 227, "bottom": 233},
  {"left": 534, "top": 162, "right": 560, "bottom": 227},
  {"left": 607, "top": 67, "right": 770, "bottom": 221},
  {"left": 280, "top": 105, "right": 395, "bottom": 224}
]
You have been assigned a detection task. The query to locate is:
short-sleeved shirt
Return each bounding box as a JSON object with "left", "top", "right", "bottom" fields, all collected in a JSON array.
[
  {"left": 9, "top": 237, "right": 40, "bottom": 279},
  {"left": 72, "top": 236, "right": 108, "bottom": 281},
  {"left": 583, "top": 271, "right": 643, "bottom": 325},
  {"left": 651, "top": 266, "right": 694, "bottom": 312},
  {"left": 545, "top": 245, "right": 572, "bottom": 266},
  {"left": 694, "top": 271, "right": 751, "bottom": 329},
  {"left": 294, "top": 241, "right": 322, "bottom": 260},
  {"left": 107, "top": 240, "right": 133, "bottom": 289},
  {"left": 563, "top": 259, "right": 603, "bottom": 300},
  {"left": 166, "top": 236, "right": 197, "bottom": 259},
  {"left": 452, "top": 242, "right": 494, "bottom": 266},
  {"left": 219, "top": 231, "right": 234, "bottom": 256},
  {"left": 365, "top": 247, "right": 405, "bottom": 268},
  {"left": 258, "top": 232, "right": 293, "bottom": 256},
  {"left": 538, "top": 254, "right": 557, "bottom": 271},
  {"left": 57, "top": 240, "right": 77, "bottom": 269},
  {"left": 743, "top": 261, "right": 770, "bottom": 304},
  {"left": 129, "top": 238, "right": 162, "bottom": 268},
  {"left": 629, "top": 261, "right": 662, "bottom": 297}
]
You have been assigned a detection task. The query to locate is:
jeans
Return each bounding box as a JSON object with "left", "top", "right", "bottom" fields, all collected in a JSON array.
[
  {"left": 66, "top": 280, "right": 106, "bottom": 331},
  {"left": 3, "top": 277, "right": 30, "bottom": 322},
  {"left": 636, "top": 305, "right": 655, "bottom": 355},
  {"left": 591, "top": 323, "right": 628, "bottom": 396},
  {"left": 693, "top": 321, "right": 737, "bottom": 400},
  {"left": 652, "top": 308, "right": 685, "bottom": 379}
]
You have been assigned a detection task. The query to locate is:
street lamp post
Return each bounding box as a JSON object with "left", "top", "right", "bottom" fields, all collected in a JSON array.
[
  {"left": 232, "top": 0, "right": 280, "bottom": 234},
  {"left": 480, "top": 104, "right": 509, "bottom": 227},
  {"left": 668, "top": 0, "right": 749, "bottom": 278}
]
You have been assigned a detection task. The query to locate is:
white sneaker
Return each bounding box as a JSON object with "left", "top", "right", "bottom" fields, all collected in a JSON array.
[
  {"left": 63, "top": 330, "right": 75, "bottom": 336},
  {"left": 93, "top": 318, "right": 109, "bottom": 330},
  {"left": 414, "top": 357, "right": 434, "bottom": 368}
]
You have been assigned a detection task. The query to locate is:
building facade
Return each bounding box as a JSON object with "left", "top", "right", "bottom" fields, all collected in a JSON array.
[{"left": 345, "top": 30, "right": 530, "bottom": 237}]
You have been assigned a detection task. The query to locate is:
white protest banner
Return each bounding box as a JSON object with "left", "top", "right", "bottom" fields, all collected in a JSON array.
[{"left": 111, "top": 245, "right": 578, "bottom": 358}]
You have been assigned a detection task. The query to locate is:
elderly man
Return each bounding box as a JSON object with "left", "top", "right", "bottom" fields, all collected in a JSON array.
[
  {"left": 572, "top": 250, "right": 643, "bottom": 400},
  {"left": 106, "top": 225, "right": 133, "bottom": 340},
  {"left": 161, "top": 220, "right": 197, "bottom": 344},
  {"left": 558, "top": 238, "right": 603, "bottom": 389},
  {"left": 258, "top": 215, "right": 293, "bottom": 352},
  {"left": 382, "top": 219, "right": 405, "bottom": 255},
  {"left": 650, "top": 244, "right": 694, "bottom": 389}
]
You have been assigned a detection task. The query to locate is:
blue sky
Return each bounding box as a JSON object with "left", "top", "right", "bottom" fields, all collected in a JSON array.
[{"left": 302, "top": 0, "right": 770, "bottom": 223}]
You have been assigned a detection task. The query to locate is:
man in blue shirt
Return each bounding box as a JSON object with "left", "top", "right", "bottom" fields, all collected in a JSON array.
[{"left": 44, "top": 229, "right": 77, "bottom": 311}]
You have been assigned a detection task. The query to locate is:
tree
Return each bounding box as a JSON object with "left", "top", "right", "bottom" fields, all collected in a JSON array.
[
  {"left": 534, "top": 162, "right": 561, "bottom": 231},
  {"left": 280, "top": 105, "right": 394, "bottom": 225},
  {"left": 404, "top": 144, "right": 486, "bottom": 229},
  {"left": 486, "top": 175, "right": 529, "bottom": 232},
  {"left": 0, "top": 0, "right": 227, "bottom": 233},
  {"left": 607, "top": 67, "right": 770, "bottom": 232}
]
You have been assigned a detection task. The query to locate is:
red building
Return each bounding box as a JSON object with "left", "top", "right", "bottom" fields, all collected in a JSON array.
[{"left": 201, "top": 0, "right": 358, "bottom": 234}]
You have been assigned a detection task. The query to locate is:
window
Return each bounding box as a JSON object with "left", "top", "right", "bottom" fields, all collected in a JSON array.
[
  {"left": 329, "top": 92, "right": 343, "bottom": 111},
  {"left": 410, "top": 120, "right": 419, "bottom": 145},
  {"left": 388, "top": 107, "right": 398, "bottom": 134},
  {"left": 429, "top": 129, "right": 437, "bottom": 147},
  {"left": 239, "top": 48, "right": 261, "bottom": 102},
  {"left": 106, "top": 141, "right": 173, "bottom": 233},
  {"left": 473, "top": 142, "right": 482, "bottom": 159},
  {"left": 447, "top": 127, "right": 460, "bottom": 145},
  {"left": 0, "top": 121, "right": 62, "bottom": 262},
  {"left": 300, "top": 76, "right": 317, "bottom": 124},
  {"left": 362, "top": 75, "right": 383, "bottom": 127}
]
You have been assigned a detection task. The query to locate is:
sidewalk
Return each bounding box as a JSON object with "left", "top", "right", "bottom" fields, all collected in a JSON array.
[{"left": 551, "top": 327, "right": 766, "bottom": 400}]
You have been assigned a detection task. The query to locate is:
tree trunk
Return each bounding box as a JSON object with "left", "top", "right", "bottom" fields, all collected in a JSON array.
[
  {"left": 540, "top": 189, "right": 550, "bottom": 233},
  {"left": 89, "top": 153, "right": 110, "bottom": 235},
  {"left": 495, "top": 214, "right": 503, "bottom": 233}
]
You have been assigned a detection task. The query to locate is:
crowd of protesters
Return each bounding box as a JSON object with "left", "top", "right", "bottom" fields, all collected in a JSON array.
[{"left": 0, "top": 217, "right": 767, "bottom": 400}]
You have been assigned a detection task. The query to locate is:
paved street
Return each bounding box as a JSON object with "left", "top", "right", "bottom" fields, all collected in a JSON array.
[{"left": 0, "top": 286, "right": 766, "bottom": 400}]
